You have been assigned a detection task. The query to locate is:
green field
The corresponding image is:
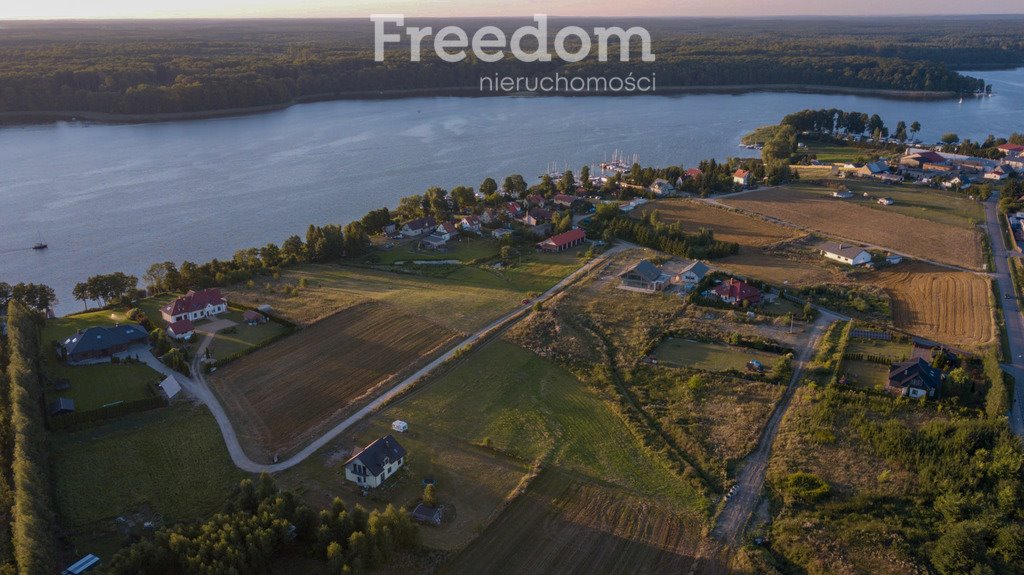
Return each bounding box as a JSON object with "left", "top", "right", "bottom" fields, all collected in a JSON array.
[
  {"left": 206, "top": 317, "right": 291, "bottom": 361},
  {"left": 653, "top": 338, "right": 780, "bottom": 372},
  {"left": 44, "top": 308, "right": 131, "bottom": 343},
  {"left": 846, "top": 337, "right": 911, "bottom": 361},
  {"left": 281, "top": 340, "right": 704, "bottom": 549},
  {"left": 226, "top": 250, "right": 586, "bottom": 331},
  {"left": 841, "top": 359, "right": 890, "bottom": 391},
  {"left": 370, "top": 236, "right": 500, "bottom": 265},
  {"left": 51, "top": 405, "right": 246, "bottom": 557},
  {"left": 788, "top": 180, "right": 984, "bottom": 230},
  {"left": 44, "top": 362, "right": 161, "bottom": 411},
  {"left": 801, "top": 140, "right": 885, "bottom": 163}
]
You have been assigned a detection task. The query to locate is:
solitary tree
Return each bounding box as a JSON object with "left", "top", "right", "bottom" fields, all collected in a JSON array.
[{"left": 422, "top": 484, "right": 437, "bottom": 507}]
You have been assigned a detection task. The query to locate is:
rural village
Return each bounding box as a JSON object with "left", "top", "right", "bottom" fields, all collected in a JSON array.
[{"left": 5, "top": 108, "right": 1024, "bottom": 574}]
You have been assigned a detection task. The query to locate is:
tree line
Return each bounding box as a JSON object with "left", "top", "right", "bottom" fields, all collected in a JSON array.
[
  {"left": 105, "top": 474, "right": 418, "bottom": 574},
  {"left": 3, "top": 301, "right": 56, "bottom": 575},
  {"left": 0, "top": 19, "right": 1010, "bottom": 117},
  {"left": 0, "top": 284, "right": 56, "bottom": 315},
  {"left": 587, "top": 204, "right": 739, "bottom": 260}
]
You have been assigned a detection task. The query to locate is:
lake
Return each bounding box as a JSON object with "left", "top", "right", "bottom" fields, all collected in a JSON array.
[{"left": 2, "top": 68, "right": 1023, "bottom": 315}]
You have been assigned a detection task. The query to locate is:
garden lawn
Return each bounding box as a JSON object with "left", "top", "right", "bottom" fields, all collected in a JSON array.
[
  {"left": 51, "top": 405, "right": 246, "bottom": 556},
  {"left": 846, "top": 338, "right": 911, "bottom": 361},
  {"left": 206, "top": 316, "right": 291, "bottom": 362},
  {"left": 841, "top": 359, "right": 891, "bottom": 391},
  {"left": 654, "top": 338, "right": 781, "bottom": 372},
  {"left": 44, "top": 362, "right": 161, "bottom": 411},
  {"left": 370, "top": 237, "right": 500, "bottom": 265}
]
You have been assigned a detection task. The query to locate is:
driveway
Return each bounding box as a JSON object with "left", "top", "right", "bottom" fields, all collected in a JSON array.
[{"left": 711, "top": 311, "right": 838, "bottom": 545}]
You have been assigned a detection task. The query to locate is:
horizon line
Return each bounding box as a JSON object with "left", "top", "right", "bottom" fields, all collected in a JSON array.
[{"left": 4, "top": 12, "right": 1024, "bottom": 21}]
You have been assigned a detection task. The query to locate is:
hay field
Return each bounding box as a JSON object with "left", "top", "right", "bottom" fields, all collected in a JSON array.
[
  {"left": 210, "top": 301, "right": 459, "bottom": 458},
  {"left": 723, "top": 187, "right": 984, "bottom": 270}
]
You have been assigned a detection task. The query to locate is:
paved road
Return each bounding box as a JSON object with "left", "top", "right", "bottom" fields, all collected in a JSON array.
[
  {"left": 156, "top": 244, "right": 627, "bottom": 473},
  {"left": 983, "top": 195, "right": 1024, "bottom": 436},
  {"left": 711, "top": 312, "right": 837, "bottom": 545}
]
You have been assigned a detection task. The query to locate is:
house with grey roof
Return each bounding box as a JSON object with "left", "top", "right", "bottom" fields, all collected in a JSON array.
[
  {"left": 661, "top": 259, "right": 710, "bottom": 290},
  {"left": 886, "top": 358, "right": 943, "bottom": 399},
  {"left": 344, "top": 435, "right": 407, "bottom": 489},
  {"left": 818, "top": 242, "right": 872, "bottom": 266},
  {"left": 618, "top": 260, "right": 669, "bottom": 292},
  {"left": 59, "top": 324, "right": 149, "bottom": 364}
]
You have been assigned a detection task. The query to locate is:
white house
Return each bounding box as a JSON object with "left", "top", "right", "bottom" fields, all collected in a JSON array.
[
  {"left": 733, "top": 169, "right": 751, "bottom": 187},
  {"left": 401, "top": 216, "right": 437, "bottom": 237},
  {"left": 650, "top": 178, "right": 677, "bottom": 196},
  {"left": 161, "top": 289, "right": 227, "bottom": 324},
  {"left": 458, "top": 216, "right": 483, "bottom": 234},
  {"left": 819, "top": 242, "right": 872, "bottom": 266},
  {"left": 344, "top": 435, "right": 407, "bottom": 489}
]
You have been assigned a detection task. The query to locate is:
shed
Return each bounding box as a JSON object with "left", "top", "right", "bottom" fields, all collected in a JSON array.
[
  {"left": 50, "top": 397, "right": 76, "bottom": 416},
  {"left": 392, "top": 420, "right": 409, "bottom": 433},
  {"left": 242, "top": 310, "right": 266, "bottom": 325},
  {"left": 158, "top": 375, "right": 182, "bottom": 400},
  {"left": 61, "top": 554, "right": 101, "bottom": 575}
]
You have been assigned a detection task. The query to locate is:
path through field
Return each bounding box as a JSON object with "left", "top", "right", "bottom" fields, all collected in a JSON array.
[
  {"left": 711, "top": 312, "right": 837, "bottom": 545},
  {"left": 145, "top": 243, "right": 629, "bottom": 473}
]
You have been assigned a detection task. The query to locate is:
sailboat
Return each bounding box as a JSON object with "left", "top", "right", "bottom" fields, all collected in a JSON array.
[
  {"left": 32, "top": 233, "right": 47, "bottom": 250},
  {"left": 958, "top": 96, "right": 964, "bottom": 104}
]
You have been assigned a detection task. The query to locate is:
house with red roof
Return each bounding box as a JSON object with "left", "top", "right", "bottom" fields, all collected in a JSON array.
[
  {"left": 712, "top": 278, "right": 762, "bottom": 306},
  {"left": 733, "top": 169, "right": 751, "bottom": 187},
  {"left": 161, "top": 288, "right": 228, "bottom": 324},
  {"left": 685, "top": 168, "right": 703, "bottom": 179},
  {"left": 504, "top": 202, "right": 524, "bottom": 218},
  {"left": 997, "top": 143, "right": 1024, "bottom": 156},
  {"left": 536, "top": 228, "right": 586, "bottom": 253},
  {"left": 167, "top": 319, "right": 195, "bottom": 340}
]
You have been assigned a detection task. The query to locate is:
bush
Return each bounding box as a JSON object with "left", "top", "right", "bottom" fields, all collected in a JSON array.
[
  {"left": 780, "top": 471, "right": 830, "bottom": 505},
  {"left": 422, "top": 484, "right": 437, "bottom": 508}
]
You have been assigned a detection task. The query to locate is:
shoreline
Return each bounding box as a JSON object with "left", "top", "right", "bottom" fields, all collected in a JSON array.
[{"left": 0, "top": 84, "right": 961, "bottom": 127}]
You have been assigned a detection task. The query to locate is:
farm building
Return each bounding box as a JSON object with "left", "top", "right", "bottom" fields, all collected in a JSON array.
[
  {"left": 411, "top": 503, "right": 443, "bottom": 526},
  {"left": 733, "top": 169, "right": 751, "bottom": 187},
  {"left": 59, "top": 324, "right": 149, "bottom": 364},
  {"left": 166, "top": 319, "right": 195, "bottom": 340},
  {"left": 711, "top": 278, "right": 761, "bottom": 306},
  {"left": 161, "top": 288, "right": 228, "bottom": 324},
  {"left": 344, "top": 435, "right": 407, "bottom": 489},
  {"left": 400, "top": 216, "right": 437, "bottom": 237},
  {"left": 618, "top": 260, "right": 669, "bottom": 293},
  {"left": 886, "top": 358, "right": 943, "bottom": 399},
  {"left": 536, "top": 228, "right": 585, "bottom": 253},
  {"left": 818, "top": 242, "right": 872, "bottom": 266}
]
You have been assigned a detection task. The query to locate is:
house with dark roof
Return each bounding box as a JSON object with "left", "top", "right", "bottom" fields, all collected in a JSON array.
[
  {"left": 59, "top": 324, "right": 148, "bottom": 364},
  {"left": 344, "top": 435, "right": 407, "bottom": 489},
  {"left": 650, "top": 178, "right": 676, "bottom": 196},
  {"left": 818, "top": 242, "right": 872, "bottom": 266},
  {"left": 711, "top": 278, "right": 761, "bottom": 306},
  {"left": 400, "top": 216, "right": 437, "bottom": 238},
  {"left": 618, "top": 260, "right": 669, "bottom": 292},
  {"left": 886, "top": 358, "right": 943, "bottom": 399},
  {"left": 161, "top": 288, "right": 227, "bottom": 324},
  {"left": 536, "top": 228, "right": 585, "bottom": 253},
  {"left": 50, "top": 397, "right": 76, "bottom": 416}
]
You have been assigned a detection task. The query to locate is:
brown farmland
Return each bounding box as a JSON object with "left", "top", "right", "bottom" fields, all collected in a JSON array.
[
  {"left": 722, "top": 187, "right": 984, "bottom": 270},
  {"left": 210, "top": 301, "right": 459, "bottom": 459},
  {"left": 862, "top": 263, "right": 994, "bottom": 349},
  {"left": 445, "top": 471, "right": 715, "bottom": 574},
  {"left": 637, "top": 199, "right": 841, "bottom": 286}
]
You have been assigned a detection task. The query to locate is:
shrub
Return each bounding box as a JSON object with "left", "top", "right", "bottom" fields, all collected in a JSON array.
[{"left": 780, "top": 471, "right": 830, "bottom": 505}]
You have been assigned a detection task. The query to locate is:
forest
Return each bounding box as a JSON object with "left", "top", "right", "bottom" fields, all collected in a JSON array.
[{"left": 1, "top": 17, "right": 1021, "bottom": 116}]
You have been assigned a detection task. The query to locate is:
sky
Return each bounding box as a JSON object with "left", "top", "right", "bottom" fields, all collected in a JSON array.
[{"left": 2, "top": 0, "right": 1024, "bottom": 19}]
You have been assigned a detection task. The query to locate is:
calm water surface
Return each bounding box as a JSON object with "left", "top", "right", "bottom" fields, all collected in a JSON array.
[{"left": 2, "top": 68, "right": 1023, "bottom": 314}]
